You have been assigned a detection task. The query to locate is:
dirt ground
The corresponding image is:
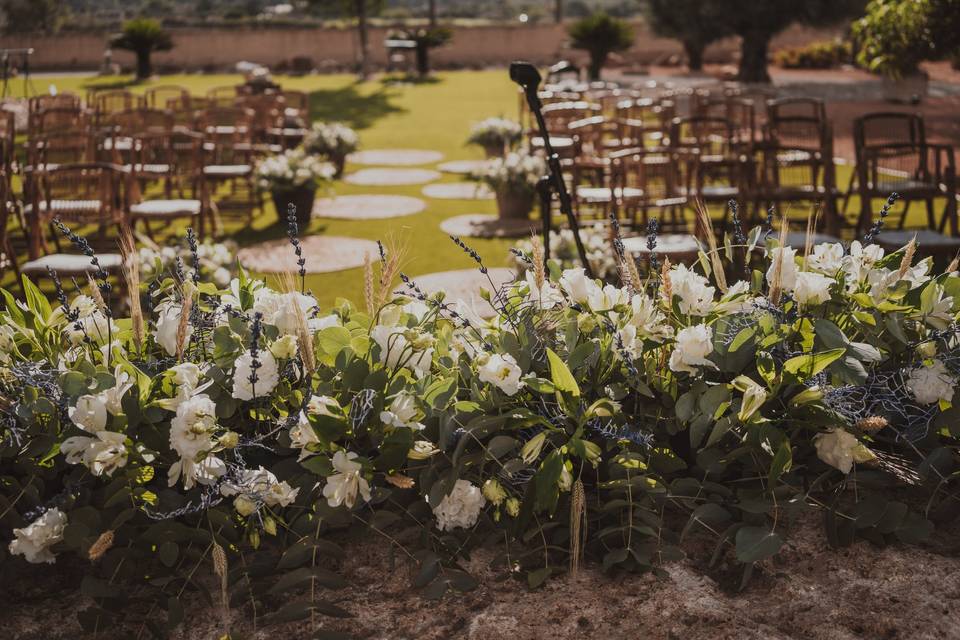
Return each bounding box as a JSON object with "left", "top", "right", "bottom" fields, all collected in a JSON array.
[{"left": 4, "top": 512, "right": 958, "bottom": 640}]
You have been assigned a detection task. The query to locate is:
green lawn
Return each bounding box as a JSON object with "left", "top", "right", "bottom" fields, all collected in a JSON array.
[{"left": 5, "top": 69, "right": 947, "bottom": 306}]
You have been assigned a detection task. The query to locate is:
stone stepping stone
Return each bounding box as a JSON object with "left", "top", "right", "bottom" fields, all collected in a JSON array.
[
  {"left": 345, "top": 168, "right": 441, "bottom": 186},
  {"left": 422, "top": 182, "right": 494, "bottom": 200},
  {"left": 408, "top": 267, "right": 516, "bottom": 319},
  {"left": 622, "top": 234, "right": 700, "bottom": 262},
  {"left": 348, "top": 149, "right": 445, "bottom": 166},
  {"left": 313, "top": 195, "right": 426, "bottom": 220},
  {"left": 238, "top": 235, "right": 379, "bottom": 274},
  {"left": 440, "top": 213, "right": 540, "bottom": 239},
  {"left": 437, "top": 159, "right": 487, "bottom": 175}
]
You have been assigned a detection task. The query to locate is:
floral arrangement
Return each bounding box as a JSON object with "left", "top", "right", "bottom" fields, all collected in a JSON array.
[
  {"left": 302, "top": 122, "right": 360, "bottom": 160},
  {"left": 510, "top": 223, "right": 620, "bottom": 280},
  {"left": 255, "top": 148, "right": 334, "bottom": 192},
  {"left": 139, "top": 237, "right": 238, "bottom": 288},
  {"left": 1, "top": 206, "right": 959, "bottom": 633},
  {"left": 473, "top": 150, "right": 547, "bottom": 195},
  {"left": 466, "top": 117, "right": 523, "bottom": 154}
]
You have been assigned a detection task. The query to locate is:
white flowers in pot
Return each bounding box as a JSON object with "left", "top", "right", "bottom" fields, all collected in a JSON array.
[
  {"left": 302, "top": 121, "right": 360, "bottom": 177},
  {"left": 466, "top": 117, "right": 523, "bottom": 157},
  {"left": 474, "top": 150, "right": 547, "bottom": 219},
  {"left": 255, "top": 148, "right": 335, "bottom": 193}
]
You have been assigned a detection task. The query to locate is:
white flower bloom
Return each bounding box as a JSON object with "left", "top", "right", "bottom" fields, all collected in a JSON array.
[
  {"left": 430, "top": 479, "right": 486, "bottom": 531},
  {"left": 269, "top": 334, "right": 299, "bottom": 359},
  {"left": 625, "top": 293, "right": 673, "bottom": 343},
  {"left": 322, "top": 451, "right": 371, "bottom": 509},
  {"left": 669, "top": 324, "right": 715, "bottom": 375},
  {"left": 222, "top": 467, "right": 300, "bottom": 513},
  {"left": 8, "top": 508, "right": 67, "bottom": 564},
  {"left": 102, "top": 367, "right": 133, "bottom": 416},
  {"left": 669, "top": 264, "right": 715, "bottom": 316},
  {"left": 254, "top": 290, "right": 320, "bottom": 336},
  {"left": 409, "top": 440, "right": 440, "bottom": 460},
  {"left": 232, "top": 350, "right": 280, "bottom": 400},
  {"left": 289, "top": 411, "right": 319, "bottom": 461},
  {"left": 370, "top": 325, "right": 433, "bottom": 377},
  {"left": 807, "top": 243, "right": 844, "bottom": 275},
  {"left": 169, "top": 394, "right": 218, "bottom": 462},
  {"left": 765, "top": 246, "right": 799, "bottom": 292},
  {"left": 154, "top": 300, "right": 192, "bottom": 357},
  {"left": 167, "top": 456, "right": 225, "bottom": 491},
  {"left": 842, "top": 241, "right": 884, "bottom": 285},
  {"left": 559, "top": 267, "right": 599, "bottom": 305},
  {"left": 478, "top": 352, "right": 524, "bottom": 396},
  {"left": 307, "top": 394, "right": 341, "bottom": 416},
  {"left": 60, "top": 430, "right": 128, "bottom": 477},
  {"left": 906, "top": 359, "right": 956, "bottom": 405},
  {"left": 523, "top": 270, "right": 564, "bottom": 310},
  {"left": 60, "top": 295, "right": 114, "bottom": 345},
  {"left": 380, "top": 392, "right": 425, "bottom": 430},
  {"left": 793, "top": 271, "right": 834, "bottom": 305},
  {"left": 586, "top": 283, "right": 629, "bottom": 312},
  {"left": 70, "top": 394, "right": 108, "bottom": 432},
  {"left": 814, "top": 428, "right": 876, "bottom": 474}
]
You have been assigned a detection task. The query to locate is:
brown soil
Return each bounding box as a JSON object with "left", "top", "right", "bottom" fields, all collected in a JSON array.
[{"left": 4, "top": 514, "right": 958, "bottom": 640}]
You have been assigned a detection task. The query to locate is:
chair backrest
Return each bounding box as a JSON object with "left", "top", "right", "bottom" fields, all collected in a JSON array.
[
  {"left": 766, "top": 98, "right": 827, "bottom": 124},
  {"left": 93, "top": 90, "right": 140, "bottom": 118},
  {"left": 108, "top": 108, "right": 174, "bottom": 135},
  {"left": 853, "top": 112, "right": 932, "bottom": 195},
  {"left": 699, "top": 97, "right": 756, "bottom": 146},
  {"left": 542, "top": 101, "right": 601, "bottom": 133},
  {"left": 669, "top": 115, "right": 739, "bottom": 158},
  {"left": 34, "top": 163, "right": 125, "bottom": 226},
  {"left": 854, "top": 112, "right": 925, "bottom": 152},
  {"left": 144, "top": 85, "right": 192, "bottom": 111},
  {"left": 28, "top": 93, "right": 82, "bottom": 115},
  {"left": 568, "top": 115, "right": 607, "bottom": 156},
  {"left": 28, "top": 131, "right": 94, "bottom": 168},
  {"left": 206, "top": 85, "right": 242, "bottom": 107},
  {"left": 33, "top": 107, "right": 89, "bottom": 135}
]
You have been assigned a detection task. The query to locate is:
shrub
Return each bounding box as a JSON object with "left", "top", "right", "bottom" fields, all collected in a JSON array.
[{"left": 773, "top": 39, "right": 852, "bottom": 69}]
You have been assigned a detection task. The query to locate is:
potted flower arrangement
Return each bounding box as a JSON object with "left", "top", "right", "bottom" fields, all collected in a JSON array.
[
  {"left": 255, "top": 148, "right": 334, "bottom": 227},
  {"left": 467, "top": 117, "right": 523, "bottom": 158},
  {"left": 475, "top": 150, "right": 546, "bottom": 219},
  {"left": 302, "top": 121, "right": 360, "bottom": 177}
]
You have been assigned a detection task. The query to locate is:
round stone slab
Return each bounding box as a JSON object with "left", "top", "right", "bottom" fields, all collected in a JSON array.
[
  {"left": 344, "top": 168, "right": 441, "bottom": 186},
  {"left": 440, "top": 213, "right": 540, "bottom": 239},
  {"left": 410, "top": 267, "right": 516, "bottom": 319},
  {"left": 348, "top": 149, "right": 445, "bottom": 166},
  {"left": 313, "top": 195, "right": 426, "bottom": 220},
  {"left": 238, "top": 235, "right": 379, "bottom": 274},
  {"left": 437, "top": 159, "right": 487, "bottom": 175},
  {"left": 422, "top": 182, "right": 494, "bottom": 200}
]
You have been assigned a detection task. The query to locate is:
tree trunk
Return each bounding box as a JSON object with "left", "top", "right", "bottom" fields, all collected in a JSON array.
[
  {"left": 135, "top": 50, "right": 152, "bottom": 80},
  {"left": 554, "top": 0, "right": 563, "bottom": 23},
  {"left": 355, "top": 0, "right": 370, "bottom": 80},
  {"left": 588, "top": 53, "right": 606, "bottom": 81},
  {"left": 683, "top": 40, "right": 704, "bottom": 72},
  {"left": 428, "top": 0, "right": 437, "bottom": 26},
  {"left": 737, "top": 31, "right": 771, "bottom": 83},
  {"left": 415, "top": 43, "right": 429, "bottom": 78}
]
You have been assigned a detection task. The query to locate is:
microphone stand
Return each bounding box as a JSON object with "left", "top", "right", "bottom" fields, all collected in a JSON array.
[{"left": 510, "top": 61, "right": 594, "bottom": 279}]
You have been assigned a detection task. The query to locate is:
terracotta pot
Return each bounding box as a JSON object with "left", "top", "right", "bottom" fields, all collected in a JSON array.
[
  {"left": 272, "top": 186, "right": 315, "bottom": 227},
  {"left": 483, "top": 142, "right": 506, "bottom": 158},
  {"left": 331, "top": 153, "right": 347, "bottom": 178},
  {"left": 496, "top": 188, "right": 534, "bottom": 219}
]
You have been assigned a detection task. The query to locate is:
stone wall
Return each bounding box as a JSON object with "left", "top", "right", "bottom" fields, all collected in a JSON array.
[{"left": 5, "top": 22, "right": 844, "bottom": 72}]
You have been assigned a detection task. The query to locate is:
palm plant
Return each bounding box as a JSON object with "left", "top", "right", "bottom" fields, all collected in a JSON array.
[
  {"left": 568, "top": 13, "right": 634, "bottom": 81},
  {"left": 109, "top": 18, "right": 173, "bottom": 80}
]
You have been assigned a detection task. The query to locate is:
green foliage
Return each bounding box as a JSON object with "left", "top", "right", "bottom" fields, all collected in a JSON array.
[
  {"left": 644, "top": 0, "right": 731, "bottom": 71},
  {"left": 853, "top": 0, "right": 960, "bottom": 77},
  {"left": 773, "top": 39, "right": 852, "bottom": 69},
  {"left": 568, "top": 12, "right": 634, "bottom": 80},
  {"left": 110, "top": 18, "right": 174, "bottom": 79}
]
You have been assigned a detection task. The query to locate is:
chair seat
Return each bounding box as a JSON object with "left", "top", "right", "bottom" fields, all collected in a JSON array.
[
  {"left": 531, "top": 136, "right": 574, "bottom": 149},
  {"left": 267, "top": 127, "right": 308, "bottom": 138},
  {"left": 700, "top": 185, "right": 739, "bottom": 199},
  {"left": 782, "top": 231, "right": 841, "bottom": 248},
  {"left": 130, "top": 199, "right": 202, "bottom": 217},
  {"left": 125, "top": 163, "right": 171, "bottom": 175},
  {"left": 204, "top": 164, "right": 251, "bottom": 177},
  {"left": 622, "top": 233, "right": 700, "bottom": 255},
  {"left": 20, "top": 252, "right": 123, "bottom": 275},
  {"left": 875, "top": 179, "right": 940, "bottom": 194},
  {"left": 101, "top": 137, "right": 134, "bottom": 152},
  {"left": 576, "top": 186, "right": 644, "bottom": 202},
  {"left": 23, "top": 200, "right": 104, "bottom": 215},
  {"left": 876, "top": 229, "right": 960, "bottom": 248}
]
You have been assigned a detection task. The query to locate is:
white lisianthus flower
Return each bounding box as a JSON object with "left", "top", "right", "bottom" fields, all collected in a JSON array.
[
  {"left": 793, "top": 271, "right": 834, "bottom": 305},
  {"left": 289, "top": 411, "right": 319, "bottom": 461},
  {"left": 60, "top": 430, "right": 128, "bottom": 477},
  {"left": 370, "top": 325, "right": 434, "bottom": 377},
  {"left": 906, "top": 359, "right": 956, "bottom": 405},
  {"left": 8, "top": 508, "right": 67, "bottom": 564},
  {"left": 586, "top": 283, "right": 629, "bottom": 313},
  {"left": 70, "top": 394, "right": 108, "bottom": 432},
  {"left": 765, "top": 246, "right": 799, "bottom": 292},
  {"left": 380, "top": 392, "right": 425, "bottom": 430},
  {"left": 307, "top": 394, "right": 341, "bottom": 416},
  {"left": 917, "top": 284, "right": 955, "bottom": 330},
  {"left": 814, "top": 428, "right": 876, "bottom": 474},
  {"left": 523, "top": 270, "right": 564, "bottom": 310},
  {"left": 167, "top": 456, "right": 226, "bottom": 491},
  {"left": 807, "top": 243, "right": 844, "bottom": 275},
  {"left": 269, "top": 334, "right": 299, "bottom": 360},
  {"left": 169, "top": 393, "right": 218, "bottom": 462},
  {"left": 222, "top": 467, "right": 300, "bottom": 513},
  {"left": 842, "top": 241, "right": 884, "bottom": 285},
  {"left": 669, "top": 264, "right": 715, "bottom": 316},
  {"left": 232, "top": 350, "right": 280, "bottom": 400},
  {"left": 478, "top": 352, "right": 524, "bottom": 396},
  {"left": 625, "top": 293, "right": 673, "bottom": 343},
  {"left": 430, "top": 479, "right": 485, "bottom": 531},
  {"left": 669, "top": 324, "right": 715, "bottom": 375},
  {"left": 154, "top": 300, "right": 191, "bottom": 357},
  {"left": 322, "top": 450, "right": 371, "bottom": 508},
  {"left": 559, "top": 267, "right": 599, "bottom": 305},
  {"left": 255, "top": 290, "right": 322, "bottom": 336},
  {"left": 102, "top": 367, "right": 133, "bottom": 416}
]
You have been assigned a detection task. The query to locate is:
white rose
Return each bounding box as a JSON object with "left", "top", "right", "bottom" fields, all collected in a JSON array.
[
  {"left": 906, "top": 359, "right": 956, "bottom": 405},
  {"left": 169, "top": 393, "right": 218, "bottom": 461},
  {"left": 814, "top": 428, "right": 876, "bottom": 474},
  {"left": 793, "top": 271, "right": 833, "bottom": 305},
  {"left": 478, "top": 352, "right": 524, "bottom": 396},
  {"left": 232, "top": 350, "right": 280, "bottom": 401},
  {"left": 766, "top": 246, "right": 798, "bottom": 292},
  {"left": 669, "top": 264, "right": 715, "bottom": 316},
  {"left": 807, "top": 243, "right": 844, "bottom": 275},
  {"left": 430, "top": 479, "right": 485, "bottom": 531},
  {"left": 669, "top": 324, "right": 715, "bottom": 375},
  {"left": 8, "top": 508, "right": 67, "bottom": 564},
  {"left": 70, "top": 394, "right": 108, "bottom": 432},
  {"left": 322, "top": 450, "right": 371, "bottom": 508}
]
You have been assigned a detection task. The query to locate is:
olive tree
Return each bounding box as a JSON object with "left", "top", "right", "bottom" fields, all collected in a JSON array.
[
  {"left": 644, "top": 0, "right": 731, "bottom": 72},
  {"left": 568, "top": 13, "right": 634, "bottom": 81}
]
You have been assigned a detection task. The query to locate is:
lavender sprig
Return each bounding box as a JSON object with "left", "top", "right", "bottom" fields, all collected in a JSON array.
[
  {"left": 286, "top": 204, "right": 307, "bottom": 293},
  {"left": 729, "top": 199, "right": 746, "bottom": 246},
  {"left": 646, "top": 217, "right": 660, "bottom": 273},
  {"left": 186, "top": 227, "right": 200, "bottom": 285},
  {"left": 449, "top": 235, "right": 487, "bottom": 274},
  {"left": 862, "top": 192, "right": 900, "bottom": 246}
]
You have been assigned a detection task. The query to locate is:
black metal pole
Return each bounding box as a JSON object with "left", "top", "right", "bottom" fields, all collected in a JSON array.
[
  {"left": 537, "top": 175, "right": 552, "bottom": 263},
  {"left": 510, "top": 61, "right": 594, "bottom": 279}
]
